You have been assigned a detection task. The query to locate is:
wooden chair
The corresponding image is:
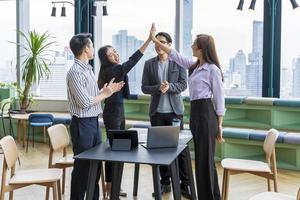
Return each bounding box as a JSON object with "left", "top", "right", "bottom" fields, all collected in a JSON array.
[
  {"left": 46, "top": 124, "right": 106, "bottom": 198},
  {"left": 46, "top": 124, "right": 73, "bottom": 197},
  {"left": 0, "top": 135, "right": 62, "bottom": 200},
  {"left": 221, "top": 128, "right": 280, "bottom": 200},
  {"left": 249, "top": 187, "right": 300, "bottom": 200}
]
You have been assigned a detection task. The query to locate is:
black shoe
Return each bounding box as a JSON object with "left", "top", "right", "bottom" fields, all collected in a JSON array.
[
  {"left": 119, "top": 188, "right": 127, "bottom": 197},
  {"left": 152, "top": 183, "right": 171, "bottom": 197},
  {"left": 181, "top": 184, "right": 192, "bottom": 199}
]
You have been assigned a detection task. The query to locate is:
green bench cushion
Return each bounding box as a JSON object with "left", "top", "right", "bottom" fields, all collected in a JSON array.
[
  {"left": 126, "top": 120, "right": 151, "bottom": 129},
  {"left": 249, "top": 130, "right": 286, "bottom": 143},
  {"left": 273, "top": 99, "right": 300, "bottom": 107},
  {"left": 225, "top": 96, "right": 246, "bottom": 104},
  {"left": 244, "top": 97, "right": 275, "bottom": 106},
  {"left": 53, "top": 117, "right": 71, "bottom": 125},
  {"left": 223, "top": 127, "right": 253, "bottom": 139},
  {"left": 132, "top": 123, "right": 151, "bottom": 128},
  {"left": 283, "top": 132, "right": 300, "bottom": 144}
]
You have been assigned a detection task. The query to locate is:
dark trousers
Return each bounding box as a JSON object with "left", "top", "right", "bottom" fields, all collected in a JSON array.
[
  {"left": 150, "top": 112, "right": 189, "bottom": 186},
  {"left": 70, "top": 116, "right": 102, "bottom": 200},
  {"left": 103, "top": 103, "right": 125, "bottom": 182},
  {"left": 190, "top": 99, "right": 221, "bottom": 200}
]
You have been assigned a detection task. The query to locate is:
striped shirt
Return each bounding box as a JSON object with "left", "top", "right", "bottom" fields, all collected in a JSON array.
[{"left": 66, "top": 58, "right": 102, "bottom": 118}]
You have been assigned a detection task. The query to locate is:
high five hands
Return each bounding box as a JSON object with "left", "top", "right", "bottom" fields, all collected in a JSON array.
[{"left": 149, "top": 23, "right": 156, "bottom": 42}]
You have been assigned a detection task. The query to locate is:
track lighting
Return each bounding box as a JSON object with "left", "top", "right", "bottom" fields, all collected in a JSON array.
[
  {"left": 51, "top": 0, "right": 108, "bottom": 17},
  {"left": 237, "top": 0, "right": 244, "bottom": 10}
]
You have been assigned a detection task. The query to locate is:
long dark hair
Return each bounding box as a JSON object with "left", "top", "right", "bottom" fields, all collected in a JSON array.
[
  {"left": 190, "top": 34, "right": 223, "bottom": 81},
  {"left": 97, "top": 45, "right": 113, "bottom": 89}
]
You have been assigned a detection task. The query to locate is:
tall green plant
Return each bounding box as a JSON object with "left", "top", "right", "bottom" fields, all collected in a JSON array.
[{"left": 18, "top": 30, "right": 56, "bottom": 112}]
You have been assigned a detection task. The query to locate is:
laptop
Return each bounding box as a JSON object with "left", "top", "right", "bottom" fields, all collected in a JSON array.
[{"left": 141, "top": 126, "right": 180, "bottom": 149}]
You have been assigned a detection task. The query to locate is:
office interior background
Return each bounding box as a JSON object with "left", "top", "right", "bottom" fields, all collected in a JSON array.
[
  {"left": 1, "top": 0, "right": 300, "bottom": 199},
  {"left": 1, "top": 0, "right": 300, "bottom": 100}
]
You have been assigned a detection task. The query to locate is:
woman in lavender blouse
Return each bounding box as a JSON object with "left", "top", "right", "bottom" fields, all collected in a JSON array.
[{"left": 150, "top": 24, "right": 225, "bottom": 200}]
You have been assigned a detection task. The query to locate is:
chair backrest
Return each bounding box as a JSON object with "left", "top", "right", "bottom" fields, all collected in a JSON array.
[
  {"left": 47, "top": 124, "right": 70, "bottom": 151},
  {"left": 28, "top": 113, "right": 54, "bottom": 123},
  {"left": 263, "top": 128, "right": 279, "bottom": 160},
  {"left": 0, "top": 136, "right": 18, "bottom": 169},
  {"left": 0, "top": 98, "right": 11, "bottom": 115}
]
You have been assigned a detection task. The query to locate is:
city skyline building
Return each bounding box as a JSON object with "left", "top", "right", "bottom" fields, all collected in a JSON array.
[
  {"left": 229, "top": 50, "right": 247, "bottom": 88},
  {"left": 293, "top": 56, "right": 300, "bottom": 97},
  {"left": 280, "top": 67, "right": 292, "bottom": 98},
  {"left": 246, "top": 20, "right": 263, "bottom": 96}
]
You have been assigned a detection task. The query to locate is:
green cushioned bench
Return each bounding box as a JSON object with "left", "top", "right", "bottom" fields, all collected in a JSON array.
[{"left": 123, "top": 95, "right": 300, "bottom": 171}]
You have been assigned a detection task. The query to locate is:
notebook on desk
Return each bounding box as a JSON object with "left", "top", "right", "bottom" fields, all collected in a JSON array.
[{"left": 141, "top": 126, "right": 180, "bottom": 149}]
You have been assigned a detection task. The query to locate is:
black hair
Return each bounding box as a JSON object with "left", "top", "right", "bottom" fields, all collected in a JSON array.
[
  {"left": 69, "top": 33, "right": 92, "bottom": 57},
  {"left": 97, "top": 45, "right": 113, "bottom": 89},
  {"left": 155, "top": 32, "right": 172, "bottom": 43}
]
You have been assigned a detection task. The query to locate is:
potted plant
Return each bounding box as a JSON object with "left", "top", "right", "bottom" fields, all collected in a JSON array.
[{"left": 17, "top": 30, "right": 56, "bottom": 113}]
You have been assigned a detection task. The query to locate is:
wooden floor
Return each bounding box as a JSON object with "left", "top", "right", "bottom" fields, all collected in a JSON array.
[{"left": 0, "top": 142, "right": 299, "bottom": 200}]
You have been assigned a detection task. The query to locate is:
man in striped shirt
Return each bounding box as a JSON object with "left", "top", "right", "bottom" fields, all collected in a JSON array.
[{"left": 67, "top": 33, "right": 124, "bottom": 200}]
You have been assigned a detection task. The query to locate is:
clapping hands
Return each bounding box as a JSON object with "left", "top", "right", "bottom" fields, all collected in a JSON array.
[
  {"left": 160, "top": 81, "right": 169, "bottom": 93},
  {"left": 102, "top": 78, "right": 125, "bottom": 98}
]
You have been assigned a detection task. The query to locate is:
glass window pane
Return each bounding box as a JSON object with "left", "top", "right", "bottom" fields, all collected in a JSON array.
[
  {"left": 0, "top": 1, "right": 16, "bottom": 83},
  {"left": 193, "top": 0, "right": 264, "bottom": 96},
  {"left": 30, "top": 0, "right": 74, "bottom": 99},
  {"left": 102, "top": 0, "right": 175, "bottom": 95},
  {"left": 280, "top": 3, "right": 300, "bottom": 98}
]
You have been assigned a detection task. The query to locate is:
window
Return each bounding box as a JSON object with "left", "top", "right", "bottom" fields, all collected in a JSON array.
[
  {"left": 280, "top": 3, "right": 300, "bottom": 98},
  {"left": 193, "top": 0, "right": 264, "bottom": 96},
  {"left": 30, "top": 0, "right": 74, "bottom": 99},
  {"left": 102, "top": 0, "right": 175, "bottom": 94},
  {"left": 0, "top": 1, "right": 16, "bottom": 83}
]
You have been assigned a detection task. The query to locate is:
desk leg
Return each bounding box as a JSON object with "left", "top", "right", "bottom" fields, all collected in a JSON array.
[
  {"left": 133, "top": 163, "right": 139, "bottom": 196},
  {"left": 170, "top": 160, "right": 181, "bottom": 200},
  {"left": 185, "top": 146, "right": 197, "bottom": 200},
  {"left": 86, "top": 160, "right": 99, "bottom": 200},
  {"left": 175, "top": 158, "right": 180, "bottom": 184},
  {"left": 111, "top": 162, "right": 124, "bottom": 200},
  {"left": 152, "top": 165, "right": 161, "bottom": 200}
]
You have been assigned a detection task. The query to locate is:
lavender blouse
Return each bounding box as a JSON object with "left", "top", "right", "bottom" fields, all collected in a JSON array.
[{"left": 169, "top": 49, "right": 225, "bottom": 116}]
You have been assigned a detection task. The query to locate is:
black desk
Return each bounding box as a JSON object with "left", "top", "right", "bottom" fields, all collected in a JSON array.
[
  {"left": 74, "top": 128, "right": 196, "bottom": 200},
  {"left": 131, "top": 128, "right": 196, "bottom": 200}
]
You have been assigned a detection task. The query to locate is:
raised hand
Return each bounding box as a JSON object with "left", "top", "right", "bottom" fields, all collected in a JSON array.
[{"left": 150, "top": 23, "right": 156, "bottom": 41}]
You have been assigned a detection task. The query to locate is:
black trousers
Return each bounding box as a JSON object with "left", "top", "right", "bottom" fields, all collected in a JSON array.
[
  {"left": 190, "top": 99, "right": 221, "bottom": 200},
  {"left": 103, "top": 103, "right": 125, "bottom": 182},
  {"left": 150, "top": 112, "right": 189, "bottom": 186},
  {"left": 70, "top": 116, "right": 102, "bottom": 200}
]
